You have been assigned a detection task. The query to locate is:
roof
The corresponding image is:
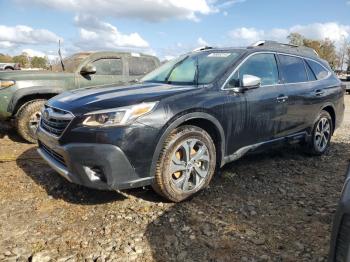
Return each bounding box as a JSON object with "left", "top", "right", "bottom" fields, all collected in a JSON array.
[{"left": 192, "top": 41, "right": 320, "bottom": 60}]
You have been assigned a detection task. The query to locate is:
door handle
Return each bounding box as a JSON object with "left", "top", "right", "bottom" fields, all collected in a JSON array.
[
  {"left": 277, "top": 95, "right": 288, "bottom": 103},
  {"left": 315, "top": 89, "right": 325, "bottom": 96}
]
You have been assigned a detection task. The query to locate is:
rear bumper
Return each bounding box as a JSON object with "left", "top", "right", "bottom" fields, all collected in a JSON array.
[
  {"left": 328, "top": 165, "right": 350, "bottom": 261},
  {"left": 37, "top": 127, "right": 154, "bottom": 190}
]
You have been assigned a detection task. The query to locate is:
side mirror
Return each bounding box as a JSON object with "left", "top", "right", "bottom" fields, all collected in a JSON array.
[
  {"left": 80, "top": 63, "right": 97, "bottom": 75},
  {"left": 242, "top": 74, "right": 261, "bottom": 89}
]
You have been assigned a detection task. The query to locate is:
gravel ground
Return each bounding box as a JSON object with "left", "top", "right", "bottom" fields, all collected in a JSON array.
[{"left": 0, "top": 96, "right": 350, "bottom": 262}]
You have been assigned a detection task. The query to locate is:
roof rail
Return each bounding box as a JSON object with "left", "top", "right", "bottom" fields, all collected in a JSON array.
[
  {"left": 192, "top": 46, "right": 213, "bottom": 52},
  {"left": 249, "top": 40, "right": 319, "bottom": 57}
]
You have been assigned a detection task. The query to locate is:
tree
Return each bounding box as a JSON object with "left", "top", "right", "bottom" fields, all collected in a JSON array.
[
  {"left": 287, "top": 33, "right": 338, "bottom": 69},
  {"left": 13, "top": 53, "right": 29, "bottom": 68},
  {"left": 287, "top": 33, "right": 304, "bottom": 46},
  {"left": 0, "top": 53, "right": 13, "bottom": 63},
  {"left": 31, "top": 56, "right": 48, "bottom": 69}
]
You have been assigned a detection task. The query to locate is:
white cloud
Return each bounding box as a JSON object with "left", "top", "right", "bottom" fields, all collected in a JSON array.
[
  {"left": 164, "top": 55, "right": 176, "bottom": 61},
  {"left": 229, "top": 22, "right": 350, "bottom": 46},
  {"left": 16, "top": 0, "right": 215, "bottom": 22},
  {"left": 0, "top": 25, "right": 61, "bottom": 48},
  {"left": 197, "top": 37, "right": 209, "bottom": 46},
  {"left": 74, "top": 14, "right": 150, "bottom": 50}
]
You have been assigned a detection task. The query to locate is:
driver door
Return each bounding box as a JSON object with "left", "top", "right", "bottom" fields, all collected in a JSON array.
[
  {"left": 225, "top": 53, "right": 289, "bottom": 154},
  {"left": 77, "top": 57, "right": 126, "bottom": 88}
]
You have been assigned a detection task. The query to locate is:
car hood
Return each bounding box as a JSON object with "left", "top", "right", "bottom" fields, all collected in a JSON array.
[
  {"left": 0, "top": 70, "right": 72, "bottom": 80},
  {"left": 48, "top": 82, "right": 198, "bottom": 115}
]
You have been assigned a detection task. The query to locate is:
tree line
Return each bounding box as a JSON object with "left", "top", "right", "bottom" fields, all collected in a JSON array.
[
  {"left": 0, "top": 52, "right": 49, "bottom": 69},
  {"left": 288, "top": 33, "right": 350, "bottom": 72}
]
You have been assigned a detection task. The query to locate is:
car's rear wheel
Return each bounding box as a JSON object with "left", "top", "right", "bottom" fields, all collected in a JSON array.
[
  {"left": 153, "top": 125, "right": 216, "bottom": 202},
  {"left": 15, "top": 99, "right": 46, "bottom": 143},
  {"left": 335, "top": 215, "right": 350, "bottom": 262},
  {"left": 304, "top": 110, "right": 332, "bottom": 155}
]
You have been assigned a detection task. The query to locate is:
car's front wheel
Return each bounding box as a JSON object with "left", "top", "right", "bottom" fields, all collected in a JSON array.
[
  {"left": 304, "top": 110, "right": 332, "bottom": 155},
  {"left": 153, "top": 125, "right": 216, "bottom": 202},
  {"left": 15, "top": 99, "right": 46, "bottom": 143}
]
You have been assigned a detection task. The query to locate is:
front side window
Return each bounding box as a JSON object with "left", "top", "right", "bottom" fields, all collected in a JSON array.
[
  {"left": 306, "top": 59, "right": 329, "bottom": 80},
  {"left": 92, "top": 58, "right": 123, "bottom": 75},
  {"left": 278, "top": 55, "right": 308, "bottom": 83},
  {"left": 142, "top": 50, "right": 243, "bottom": 85},
  {"left": 227, "top": 53, "right": 279, "bottom": 87}
]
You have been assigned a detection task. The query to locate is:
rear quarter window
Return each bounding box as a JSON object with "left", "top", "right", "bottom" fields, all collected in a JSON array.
[
  {"left": 129, "top": 57, "right": 157, "bottom": 76},
  {"left": 278, "top": 54, "right": 308, "bottom": 84},
  {"left": 306, "top": 59, "right": 329, "bottom": 80}
]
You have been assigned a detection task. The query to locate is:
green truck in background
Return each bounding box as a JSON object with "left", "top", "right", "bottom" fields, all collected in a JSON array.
[{"left": 0, "top": 51, "right": 160, "bottom": 143}]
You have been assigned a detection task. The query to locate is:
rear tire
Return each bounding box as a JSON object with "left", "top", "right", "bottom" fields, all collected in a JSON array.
[
  {"left": 15, "top": 99, "right": 46, "bottom": 143},
  {"left": 303, "top": 110, "right": 332, "bottom": 155},
  {"left": 153, "top": 125, "right": 216, "bottom": 202}
]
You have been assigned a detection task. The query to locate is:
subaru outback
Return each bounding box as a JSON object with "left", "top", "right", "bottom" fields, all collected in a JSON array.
[{"left": 37, "top": 41, "right": 344, "bottom": 202}]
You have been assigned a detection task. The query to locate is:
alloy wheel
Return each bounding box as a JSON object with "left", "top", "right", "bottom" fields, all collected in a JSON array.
[
  {"left": 314, "top": 117, "right": 331, "bottom": 152},
  {"left": 29, "top": 111, "right": 41, "bottom": 134},
  {"left": 170, "top": 138, "right": 210, "bottom": 192}
]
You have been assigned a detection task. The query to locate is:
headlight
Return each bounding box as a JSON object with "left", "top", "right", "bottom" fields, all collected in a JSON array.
[
  {"left": 82, "top": 102, "right": 158, "bottom": 127},
  {"left": 0, "top": 80, "right": 15, "bottom": 88}
]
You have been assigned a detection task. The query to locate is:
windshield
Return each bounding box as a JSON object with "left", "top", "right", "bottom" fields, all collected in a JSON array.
[
  {"left": 51, "top": 53, "right": 91, "bottom": 73},
  {"left": 142, "top": 50, "right": 243, "bottom": 85}
]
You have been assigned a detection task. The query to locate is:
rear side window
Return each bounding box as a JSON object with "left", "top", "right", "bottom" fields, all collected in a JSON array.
[
  {"left": 236, "top": 53, "right": 279, "bottom": 86},
  {"left": 278, "top": 55, "right": 308, "bottom": 83},
  {"left": 129, "top": 57, "right": 157, "bottom": 76},
  {"left": 93, "top": 58, "right": 123, "bottom": 75},
  {"left": 304, "top": 61, "right": 317, "bottom": 81},
  {"left": 306, "top": 59, "right": 329, "bottom": 80}
]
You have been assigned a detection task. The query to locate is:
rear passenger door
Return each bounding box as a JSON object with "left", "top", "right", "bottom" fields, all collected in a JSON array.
[
  {"left": 277, "top": 54, "right": 323, "bottom": 134},
  {"left": 78, "top": 57, "right": 126, "bottom": 88}
]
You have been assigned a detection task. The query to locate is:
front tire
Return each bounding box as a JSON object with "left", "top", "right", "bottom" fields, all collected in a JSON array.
[
  {"left": 304, "top": 110, "right": 332, "bottom": 155},
  {"left": 153, "top": 125, "right": 216, "bottom": 202},
  {"left": 15, "top": 99, "right": 46, "bottom": 143}
]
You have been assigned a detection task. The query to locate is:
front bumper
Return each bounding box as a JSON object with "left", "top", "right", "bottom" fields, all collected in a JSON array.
[{"left": 37, "top": 127, "right": 154, "bottom": 190}]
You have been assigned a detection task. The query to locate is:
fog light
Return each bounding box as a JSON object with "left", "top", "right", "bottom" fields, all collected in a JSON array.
[{"left": 84, "top": 166, "right": 107, "bottom": 182}]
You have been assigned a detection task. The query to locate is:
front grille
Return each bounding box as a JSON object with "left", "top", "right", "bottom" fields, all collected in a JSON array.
[
  {"left": 39, "top": 142, "right": 66, "bottom": 167},
  {"left": 40, "top": 106, "right": 74, "bottom": 137}
]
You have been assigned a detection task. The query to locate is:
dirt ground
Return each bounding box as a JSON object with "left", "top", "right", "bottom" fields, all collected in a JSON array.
[{"left": 0, "top": 96, "right": 350, "bottom": 262}]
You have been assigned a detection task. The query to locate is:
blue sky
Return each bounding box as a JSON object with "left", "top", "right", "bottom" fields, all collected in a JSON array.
[{"left": 0, "top": 0, "right": 349, "bottom": 60}]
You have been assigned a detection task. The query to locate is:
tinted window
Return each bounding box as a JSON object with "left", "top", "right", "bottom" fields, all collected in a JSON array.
[
  {"left": 93, "top": 58, "right": 123, "bottom": 75},
  {"left": 232, "top": 53, "right": 279, "bottom": 86},
  {"left": 278, "top": 55, "right": 308, "bottom": 83},
  {"left": 306, "top": 59, "right": 329, "bottom": 80},
  {"left": 129, "top": 57, "right": 157, "bottom": 76},
  {"left": 305, "top": 61, "right": 317, "bottom": 81}
]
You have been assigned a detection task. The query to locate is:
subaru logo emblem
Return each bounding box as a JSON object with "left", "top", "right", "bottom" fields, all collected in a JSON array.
[{"left": 43, "top": 108, "right": 53, "bottom": 120}]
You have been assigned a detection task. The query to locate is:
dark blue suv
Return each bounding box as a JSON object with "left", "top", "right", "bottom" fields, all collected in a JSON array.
[{"left": 36, "top": 41, "right": 345, "bottom": 202}]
